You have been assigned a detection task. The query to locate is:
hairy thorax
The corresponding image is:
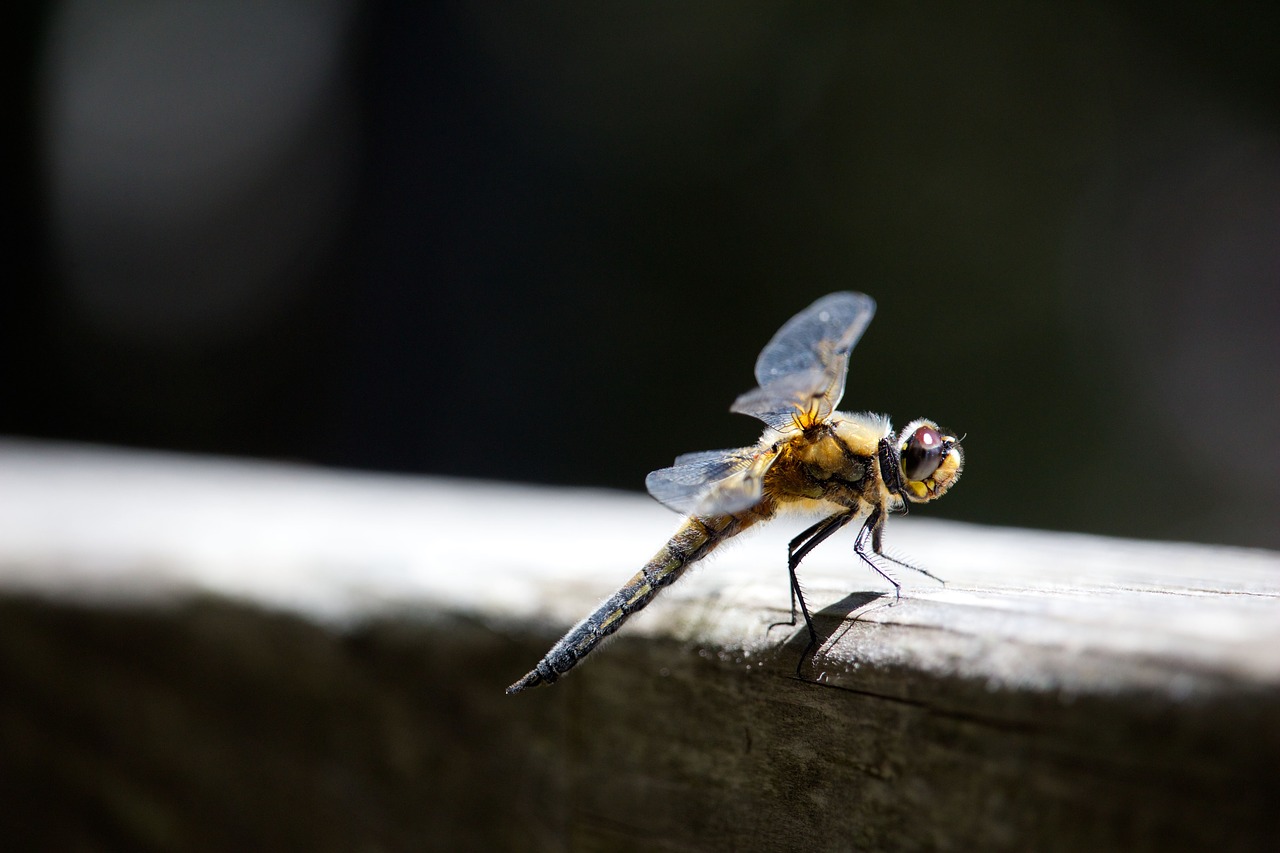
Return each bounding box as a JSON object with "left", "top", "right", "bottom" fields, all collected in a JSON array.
[{"left": 763, "top": 412, "right": 891, "bottom": 514}]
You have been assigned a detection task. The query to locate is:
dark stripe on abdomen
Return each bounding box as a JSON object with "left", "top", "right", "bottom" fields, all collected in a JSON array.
[{"left": 505, "top": 511, "right": 758, "bottom": 693}]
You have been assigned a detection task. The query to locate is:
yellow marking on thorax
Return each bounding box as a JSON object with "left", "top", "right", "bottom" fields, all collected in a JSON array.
[
  {"left": 831, "top": 415, "right": 885, "bottom": 456},
  {"left": 794, "top": 432, "right": 848, "bottom": 476}
]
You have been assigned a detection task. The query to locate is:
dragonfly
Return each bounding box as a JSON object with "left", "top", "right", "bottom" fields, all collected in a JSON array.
[{"left": 507, "top": 291, "right": 963, "bottom": 694}]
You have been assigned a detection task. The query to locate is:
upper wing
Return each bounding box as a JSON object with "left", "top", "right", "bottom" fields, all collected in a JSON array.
[
  {"left": 729, "top": 292, "right": 875, "bottom": 432},
  {"left": 645, "top": 446, "right": 779, "bottom": 516}
]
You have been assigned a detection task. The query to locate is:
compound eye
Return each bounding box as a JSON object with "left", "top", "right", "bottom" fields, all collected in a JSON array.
[{"left": 901, "top": 425, "right": 945, "bottom": 481}]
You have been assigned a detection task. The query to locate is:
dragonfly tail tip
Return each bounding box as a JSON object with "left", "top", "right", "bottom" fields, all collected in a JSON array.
[{"left": 505, "top": 670, "right": 545, "bottom": 695}]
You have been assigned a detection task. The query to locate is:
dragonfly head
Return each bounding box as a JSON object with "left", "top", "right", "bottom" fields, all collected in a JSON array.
[{"left": 897, "top": 419, "right": 963, "bottom": 503}]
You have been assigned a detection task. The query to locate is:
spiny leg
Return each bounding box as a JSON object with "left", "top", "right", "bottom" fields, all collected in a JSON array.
[
  {"left": 854, "top": 507, "right": 903, "bottom": 602},
  {"left": 775, "top": 511, "right": 856, "bottom": 676},
  {"left": 769, "top": 516, "right": 839, "bottom": 632},
  {"left": 870, "top": 516, "right": 946, "bottom": 586}
]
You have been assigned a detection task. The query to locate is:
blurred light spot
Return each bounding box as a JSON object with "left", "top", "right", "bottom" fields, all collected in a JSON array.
[{"left": 40, "top": 0, "right": 357, "bottom": 348}]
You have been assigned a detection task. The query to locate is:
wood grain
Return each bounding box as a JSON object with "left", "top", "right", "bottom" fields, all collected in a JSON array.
[{"left": 1, "top": 440, "right": 1277, "bottom": 850}]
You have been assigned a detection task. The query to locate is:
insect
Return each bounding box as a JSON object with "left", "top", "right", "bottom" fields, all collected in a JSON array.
[{"left": 507, "top": 291, "right": 963, "bottom": 694}]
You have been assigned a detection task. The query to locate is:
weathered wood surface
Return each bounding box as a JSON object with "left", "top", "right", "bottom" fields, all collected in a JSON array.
[{"left": 1, "top": 439, "right": 1278, "bottom": 851}]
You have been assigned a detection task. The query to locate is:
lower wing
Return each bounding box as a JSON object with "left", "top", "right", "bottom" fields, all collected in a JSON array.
[{"left": 645, "top": 446, "right": 779, "bottom": 516}]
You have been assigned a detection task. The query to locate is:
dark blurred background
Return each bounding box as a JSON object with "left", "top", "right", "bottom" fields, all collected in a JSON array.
[{"left": 7, "top": 2, "right": 1279, "bottom": 548}]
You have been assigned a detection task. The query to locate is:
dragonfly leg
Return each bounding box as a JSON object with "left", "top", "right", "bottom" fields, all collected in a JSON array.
[
  {"left": 778, "top": 511, "right": 856, "bottom": 676},
  {"left": 870, "top": 519, "right": 946, "bottom": 585},
  {"left": 769, "top": 517, "right": 833, "bottom": 631},
  {"left": 854, "top": 507, "right": 904, "bottom": 601}
]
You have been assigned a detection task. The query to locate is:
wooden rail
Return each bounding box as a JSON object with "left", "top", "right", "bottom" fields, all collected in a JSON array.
[{"left": 1, "top": 440, "right": 1277, "bottom": 850}]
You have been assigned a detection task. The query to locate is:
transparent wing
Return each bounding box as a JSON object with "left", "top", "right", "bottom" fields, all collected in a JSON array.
[
  {"left": 728, "top": 369, "right": 831, "bottom": 432},
  {"left": 729, "top": 292, "right": 875, "bottom": 431},
  {"left": 645, "top": 446, "right": 779, "bottom": 516},
  {"left": 751, "top": 292, "right": 876, "bottom": 388}
]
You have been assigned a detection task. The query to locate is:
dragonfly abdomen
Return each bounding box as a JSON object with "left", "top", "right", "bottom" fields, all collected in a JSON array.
[{"left": 505, "top": 511, "right": 763, "bottom": 694}]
